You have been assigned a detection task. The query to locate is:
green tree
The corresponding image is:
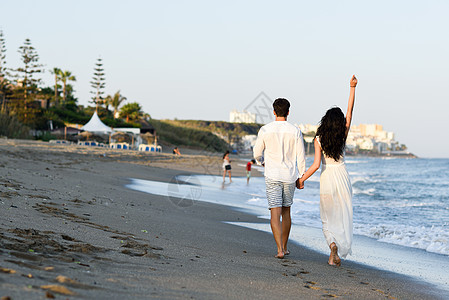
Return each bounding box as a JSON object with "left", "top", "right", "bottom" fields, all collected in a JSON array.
[
  {"left": 59, "top": 70, "right": 76, "bottom": 104},
  {"left": 0, "top": 29, "right": 10, "bottom": 113},
  {"left": 49, "top": 67, "right": 61, "bottom": 105},
  {"left": 15, "top": 38, "right": 43, "bottom": 99},
  {"left": 11, "top": 38, "right": 44, "bottom": 125},
  {"left": 63, "top": 83, "right": 77, "bottom": 105},
  {"left": 90, "top": 57, "right": 105, "bottom": 111},
  {"left": 119, "top": 102, "right": 143, "bottom": 122},
  {"left": 106, "top": 90, "right": 127, "bottom": 118}
]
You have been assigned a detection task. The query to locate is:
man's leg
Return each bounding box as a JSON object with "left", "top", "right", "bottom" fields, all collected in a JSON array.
[
  {"left": 281, "top": 181, "right": 295, "bottom": 254},
  {"left": 270, "top": 207, "right": 284, "bottom": 258},
  {"left": 281, "top": 206, "right": 291, "bottom": 253}
]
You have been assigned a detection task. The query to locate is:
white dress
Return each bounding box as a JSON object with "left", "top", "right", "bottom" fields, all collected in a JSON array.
[{"left": 318, "top": 139, "right": 353, "bottom": 258}]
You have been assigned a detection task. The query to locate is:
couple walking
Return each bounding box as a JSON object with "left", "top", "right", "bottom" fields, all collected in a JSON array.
[{"left": 253, "top": 75, "right": 357, "bottom": 265}]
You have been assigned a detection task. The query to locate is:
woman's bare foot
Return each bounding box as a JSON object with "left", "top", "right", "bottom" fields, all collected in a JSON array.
[
  {"left": 284, "top": 250, "right": 290, "bottom": 256},
  {"left": 275, "top": 251, "right": 284, "bottom": 259},
  {"left": 330, "top": 243, "right": 341, "bottom": 266}
]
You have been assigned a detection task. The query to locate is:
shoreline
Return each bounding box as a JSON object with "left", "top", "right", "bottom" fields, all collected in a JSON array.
[
  {"left": 127, "top": 173, "right": 449, "bottom": 292},
  {"left": 0, "top": 139, "right": 443, "bottom": 299},
  {"left": 345, "top": 152, "right": 418, "bottom": 159}
]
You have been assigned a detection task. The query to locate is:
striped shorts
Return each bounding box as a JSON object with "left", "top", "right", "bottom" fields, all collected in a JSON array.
[{"left": 265, "top": 177, "right": 296, "bottom": 209}]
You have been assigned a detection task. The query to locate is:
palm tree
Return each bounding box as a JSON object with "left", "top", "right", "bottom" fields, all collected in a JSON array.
[
  {"left": 59, "top": 70, "right": 76, "bottom": 104},
  {"left": 120, "top": 102, "right": 143, "bottom": 122},
  {"left": 49, "top": 67, "right": 61, "bottom": 105},
  {"left": 103, "top": 94, "right": 112, "bottom": 113},
  {"left": 107, "top": 90, "right": 127, "bottom": 118}
]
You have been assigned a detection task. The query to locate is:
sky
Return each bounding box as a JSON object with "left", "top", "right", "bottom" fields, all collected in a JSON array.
[{"left": 1, "top": 0, "right": 448, "bottom": 157}]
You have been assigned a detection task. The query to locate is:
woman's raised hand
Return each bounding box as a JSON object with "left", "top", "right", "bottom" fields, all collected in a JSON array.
[{"left": 350, "top": 75, "right": 357, "bottom": 87}]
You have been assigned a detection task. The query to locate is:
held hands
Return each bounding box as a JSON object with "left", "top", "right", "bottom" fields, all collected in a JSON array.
[
  {"left": 296, "top": 178, "right": 304, "bottom": 189},
  {"left": 350, "top": 75, "right": 357, "bottom": 87}
]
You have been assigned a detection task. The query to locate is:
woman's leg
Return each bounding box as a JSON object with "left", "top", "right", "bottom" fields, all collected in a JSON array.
[{"left": 329, "top": 242, "right": 341, "bottom": 266}]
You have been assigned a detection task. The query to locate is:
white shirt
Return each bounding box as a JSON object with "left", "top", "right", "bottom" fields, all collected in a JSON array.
[{"left": 253, "top": 121, "right": 306, "bottom": 183}]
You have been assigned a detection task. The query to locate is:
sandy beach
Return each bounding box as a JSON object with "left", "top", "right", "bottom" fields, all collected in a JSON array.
[{"left": 0, "top": 139, "right": 444, "bottom": 299}]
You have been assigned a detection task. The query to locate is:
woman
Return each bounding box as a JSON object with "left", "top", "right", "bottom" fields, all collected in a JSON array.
[
  {"left": 222, "top": 150, "right": 232, "bottom": 183},
  {"left": 299, "top": 75, "right": 357, "bottom": 266}
]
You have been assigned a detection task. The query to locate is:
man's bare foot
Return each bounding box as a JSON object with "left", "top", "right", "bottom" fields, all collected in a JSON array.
[
  {"left": 275, "top": 251, "right": 284, "bottom": 259},
  {"left": 330, "top": 243, "right": 341, "bottom": 266}
]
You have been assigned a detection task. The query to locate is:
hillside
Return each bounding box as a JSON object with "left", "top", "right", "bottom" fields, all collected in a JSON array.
[
  {"left": 162, "top": 119, "right": 261, "bottom": 137},
  {"left": 150, "top": 119, "right": 262, "bottom": 153},
  {"left": 149, "top": 119, "right": 229, "bottom": 152}
]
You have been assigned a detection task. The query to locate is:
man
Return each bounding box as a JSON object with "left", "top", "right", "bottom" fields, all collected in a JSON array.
[{"left": 253, "top": 98, "right": 306, "bottom": 259}]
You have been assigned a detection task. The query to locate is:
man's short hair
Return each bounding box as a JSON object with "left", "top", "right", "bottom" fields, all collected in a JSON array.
[{"left": 273, "top": 98, "right": 290, "bottom": 117}]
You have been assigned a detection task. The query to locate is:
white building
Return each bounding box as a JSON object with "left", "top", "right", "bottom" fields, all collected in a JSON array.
[
  {"left": 298, "top": 124, "right": 318, "bottom": 135},
  {"left": 241, "top": 135, "right": 257, "bottom": 151},
  {"left": 230, "top": 110, "right": 257, "bottom": 123},
  {"left": 359, "top": 137, "right": 375, "bottom": 150}
]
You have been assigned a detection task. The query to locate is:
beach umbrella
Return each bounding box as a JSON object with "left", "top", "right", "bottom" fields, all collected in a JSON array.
[
  {"left": 140, "top": 132, "right": 156, "bottom": 144},
  {"left": 111, "top": 131, "right": 133, "bottom": 143}
]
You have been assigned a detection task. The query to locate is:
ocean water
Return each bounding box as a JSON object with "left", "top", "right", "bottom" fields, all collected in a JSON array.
[
  {"left": 126, "top": 157, "right": 449, "bottom": 290},
  {"left": 291, "top": 157, "right": 449, "bottom": 256}
]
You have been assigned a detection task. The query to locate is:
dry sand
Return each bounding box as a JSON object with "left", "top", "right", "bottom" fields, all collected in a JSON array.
[{"left": 0, "top": 139, "right": 444, "bottom": 299}]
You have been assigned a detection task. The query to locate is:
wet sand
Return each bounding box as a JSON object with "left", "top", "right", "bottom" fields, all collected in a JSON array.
[{"left": 0, "top": 139, "right": 444, "bottom": 299}]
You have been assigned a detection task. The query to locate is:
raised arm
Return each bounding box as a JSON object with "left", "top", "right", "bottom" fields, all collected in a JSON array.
[
  {"left": 345, "top": 75, "right": 358, "bottom": 138},
  {"left": 298, "top": 138, "right": 322, "bottom": 188}
]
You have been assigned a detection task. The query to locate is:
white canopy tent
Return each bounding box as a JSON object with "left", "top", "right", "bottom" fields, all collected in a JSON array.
[{"left": 81, "top": 111, "right": 112, "bottom": 134}]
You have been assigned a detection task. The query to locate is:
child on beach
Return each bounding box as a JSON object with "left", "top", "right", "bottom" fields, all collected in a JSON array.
[
  {"left": 253, "top": 98, "right": 306, "bottom": 259},
  {"left": 222, "top": 150, "right": 232, "bottom": 183},
  {"left": 246, "top": 159, "right": 256, "bottom": 184},
  {"left": 172, "top": 147, "right": 181, "bottom": 155},
  {"left": 299, "top": 75, "right": 357, "bottom": 266}
]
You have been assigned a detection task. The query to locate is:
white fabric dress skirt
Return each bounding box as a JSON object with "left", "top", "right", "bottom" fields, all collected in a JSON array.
[{"left": 319, "top": 159, "right": 353, "bottom": 258}]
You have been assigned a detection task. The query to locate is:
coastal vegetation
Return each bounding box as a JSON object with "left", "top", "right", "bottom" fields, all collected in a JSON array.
[
  {"left": 151, "top": 120, "right": 232, "bottom": 152},
  {"left": 0, "top": 35, "right": 141, "bottom": 136},
  {"left": 163, "top": 119, "right": 261, "bottom": 137},
  {"left": 0, "top": 31, "right": 257, "bottom": 152},
  {"left": 0, "top": 112, "right": 31, "bottom": 139}
]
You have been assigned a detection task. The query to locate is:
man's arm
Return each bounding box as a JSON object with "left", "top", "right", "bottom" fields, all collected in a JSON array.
[
  {"left": 253, "top": 129, "right": 265, "bottom": 165},
  {"left": 296, "top": 130, "right": 306, "bottom": 177}
]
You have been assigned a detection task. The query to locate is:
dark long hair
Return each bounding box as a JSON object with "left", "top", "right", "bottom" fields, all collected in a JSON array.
[{"left": 315, "top": 107, "right": 346, "bottom": 161}]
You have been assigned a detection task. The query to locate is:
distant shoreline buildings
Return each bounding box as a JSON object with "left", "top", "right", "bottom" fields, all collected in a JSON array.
[
  {"left": 230, "top": 110, "right": 256, "bottom": 124},
  {"left": 299, "top": 123, "right": 411, "bottom": 156}
]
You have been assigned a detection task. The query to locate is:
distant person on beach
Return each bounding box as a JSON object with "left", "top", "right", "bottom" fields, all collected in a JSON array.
[
  {"left": 254, "top": 98, "right": 306, "bottom": 259},
  {"left": 299, "top": 75, "right": 358, "bottom": 266},
  {"left": 173, "top": 147, "right": 181, "bottom": 155},
  {"left": 222, "top": 150, "right": 232, "bottom": 183},
  {"left": 246, "top": 159, "right": 256, "bottom": 184}
]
